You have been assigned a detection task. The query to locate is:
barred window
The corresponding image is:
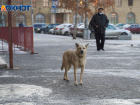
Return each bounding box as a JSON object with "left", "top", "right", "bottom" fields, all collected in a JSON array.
[
  {"left": 116, "top": 0, "right": 122, "bottom": 6},
  {"left": 17, "top": 0, "right": 23, "bottom": 5},
  {"left": 16, "top": 14, "right": 26, "bottom": 27},
  {"left": 32, "top": 0, "right": 36, "bottom": 6},
  {"left": 35, "top": 14, "right": 45, "bottom": 23},
  {"left": 109, "top": 13, "right": 118, "bottom": 25},
  {"left": 127, "top": 13, "right": 135, "bottom": 23},
  {"left": 128, "top": 0, "right": 133, "bottom": 6},
  {"left": 43, "top": 0, "right": 48, "bottom": 6},
  {"left": 4, "top": 0, "right": 8, "bottom": 5}
]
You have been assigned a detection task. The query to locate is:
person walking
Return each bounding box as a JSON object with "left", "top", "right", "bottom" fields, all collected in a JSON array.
[
  {"left": 90, "top": 8, "right": 109, "bottom": 51},
  {"left": 19, "top": 22, "right": 24, "bottom": 27}
]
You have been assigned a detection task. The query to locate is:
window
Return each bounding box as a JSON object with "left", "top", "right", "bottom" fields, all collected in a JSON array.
[
  {"left": 32, "top": 0, "right": 36, "bottom": 6},
  {"left": 136, "top": 25, "right": 140, "bottom": 28},
  {"left": 53, "top": 24, "right": 59, "bottom": 27},
  {"left": 129, "top": 25, "right": 135, "bottom": 28},
  {"left": 128, "top": 0, "right": 133, "bottom": 6},
  {"left": 73, "top": 15, "right": 83, "bottom": 24},
  {"left": 109, "top": 13, "right": 118, "bottom": 24},
  {"left": 16, "top": 14, "right": 25, "bottom": 27},
  {"left": 34, "top": 25, "right": 42, "bottom": 28},
  {"left": 0, "top": 15, "right": 6, "bottom": 27},
  {"left": 43, "top": 0, "right": 48, "bottom": 6},
  {"left": 17, "top": 0, "right": 23, "bottom": 5},
  {"left": 68, "top": 25, "right": 72, "bottom": 27},
  {"left": 48, "top": 24, "right": 53, "bottom": 28},
  {"left": 35, "top": 14, "right": 45, "bottom": 23},
  {"left": 127, "top": 13, "right": 135, "bottom": 23},
  {"left": 116, "top": 0, "right": 122, "bottom": 6},
  {"left": 106, "top": 25, "right": 115, "bottom": 30},
  {"left": 36, "top": 25, "right": 42, "bottom": 28},
  {"left": 4, "top": 0, "right": 8, "bottom": 5}
]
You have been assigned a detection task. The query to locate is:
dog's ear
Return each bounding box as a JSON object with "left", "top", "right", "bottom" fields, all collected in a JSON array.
[
  {"left": 75, "top": 43, "right": 79, "bottom": 48},
  {"left": 85, "top": 43, "right": 89, "bottom": 48}
]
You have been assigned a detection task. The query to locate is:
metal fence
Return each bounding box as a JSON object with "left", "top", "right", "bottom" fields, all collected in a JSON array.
[{"left": 0, "top": 27, "right": 34, "bottom": 53}]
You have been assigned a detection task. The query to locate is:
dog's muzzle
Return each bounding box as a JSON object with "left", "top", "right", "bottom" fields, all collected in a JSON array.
[{"left": 81, "top": 50, "right": 84, "bottom": 54}]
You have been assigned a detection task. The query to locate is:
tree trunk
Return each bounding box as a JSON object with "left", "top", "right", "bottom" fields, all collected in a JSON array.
[{"left": 73, "top": 0, "right": 79, "bottom": 39}]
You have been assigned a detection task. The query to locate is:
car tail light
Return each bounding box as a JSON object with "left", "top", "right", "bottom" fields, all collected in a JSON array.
[
  {"left": 56, "top": 28, "right": 59, "bottom": 30},
  {"left": 77, "top": 28, "right": 79, "bottom": 31}
]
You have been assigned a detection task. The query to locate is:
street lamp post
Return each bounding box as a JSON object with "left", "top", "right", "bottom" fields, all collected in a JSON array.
[
  {"left": 55, "top": 4, "right": 57, "bottom": 35},
  {"left": 83, "top": 0, "right": 90, "bottom": 39},
  {"left": 73, "top": 0, "right": 79, "bottom": 39},
  {"left": 52, "top": 0, "right": 58, "bottom": 35},
  {"left": 31, "top": 0, "right": 34, "bottom": 26}
]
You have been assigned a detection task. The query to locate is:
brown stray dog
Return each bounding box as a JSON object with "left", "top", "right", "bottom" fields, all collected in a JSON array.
[{"left": 61, "top": 43, "right": 89, "bottom": 85}]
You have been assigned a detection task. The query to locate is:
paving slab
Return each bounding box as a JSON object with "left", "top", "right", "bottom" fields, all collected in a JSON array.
[{"left": 0, "top": 56, "right": 7, "bottom": 68}]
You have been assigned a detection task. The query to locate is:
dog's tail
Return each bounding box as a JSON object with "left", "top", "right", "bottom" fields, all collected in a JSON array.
[{"left": 61, "top": 61, "right": 64, "bottom": 70}]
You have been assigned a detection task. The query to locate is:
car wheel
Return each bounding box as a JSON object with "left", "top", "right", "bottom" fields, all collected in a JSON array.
[
  {"left": 121, "top": 32, "right": 128, "bottom": 35},
  {"left": 41, "top": 30, "right": 45, "bottom": 34},
  {"left": 64, "top": 32, "right": 69, "bottom": 36}
]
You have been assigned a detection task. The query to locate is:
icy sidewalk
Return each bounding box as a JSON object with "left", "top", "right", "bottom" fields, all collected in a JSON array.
[{"left": 0, "top": 40, "right": 28, "bottom": 68}]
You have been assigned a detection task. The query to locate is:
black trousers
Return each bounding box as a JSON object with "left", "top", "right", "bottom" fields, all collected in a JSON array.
[{"left": 95, "top": 33, "right": 105, "bottom": 50}]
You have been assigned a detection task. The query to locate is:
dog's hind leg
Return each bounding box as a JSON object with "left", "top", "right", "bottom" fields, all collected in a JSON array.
[
  {"left": 64, "top": 64, "right": 70, "bottom": 81},
  {"left": 64, "top": 63, "right": 71, "bottom": 81},
  {"left": 63, "top": 64, "right": 68, "bottom": 80},
  {"left": 63, "top": 71, "right": 66, "bottom": 80},
  {"left": 68, "top": 63, "right": 72, "bottom": 71},
  {"left": 61, "top": 61, "right": 64, "bottom": 70}
]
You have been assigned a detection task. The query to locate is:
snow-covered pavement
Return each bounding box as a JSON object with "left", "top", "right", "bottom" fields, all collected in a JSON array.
[{"left": 0, "top": 33, "right": 140, "bottom": 105}]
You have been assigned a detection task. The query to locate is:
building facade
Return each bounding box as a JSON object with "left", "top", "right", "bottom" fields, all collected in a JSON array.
[
  {"left": 0, "top": 0, "right": 74, "bottom": 27},
  {"left": 72, "top": 0, "right": 140, "bottom": 25},
  {"left": 96, "top": 0, "right": 140, "bottom": 25},
  {"left": 0, "top": 0, "right": 140, "bottom": 27},
  {"left": 0, "top": 0, "right": 53, "bottom": 27}
]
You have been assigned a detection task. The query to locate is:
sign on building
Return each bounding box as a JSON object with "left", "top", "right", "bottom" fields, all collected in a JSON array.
[{"left": 52, "top": 0, "right": 58, "bottom": 13}]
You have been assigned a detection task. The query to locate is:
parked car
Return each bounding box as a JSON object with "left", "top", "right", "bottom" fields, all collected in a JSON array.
[
  {"left": 122, "top": 24, "right": 130, "bottom": 28},
  {"left": 69, "top": 24, "right": 91, "bottom": 37},
  {"left": 70, "top": 23, "right": 84, "bottom": 28},
  {"left": 36, "top": 24, "right": 60, "bottom": 34},
  {"left": 53, "top": 23, "right": 72, "bottom": 35},
  {"left": 105, "top": 24, "right": 131, "bottom": 36},
  {"left": 33, "top": 23, "right": 47, "bottom": 32},
  {"left": 70, "top": 24, "right": 131, "bottom": 37},
  {"left": 115, "top": 23, "right": 126, "bottom": 29},
  {"left": 124, "top": 24, "right": 140, "bottom": 34},
  {"left": 48, "top": 29, "right": 54, "bottom": 34},
  {"left": 60, "top": 24, "right": 73, "bottom": 36}
]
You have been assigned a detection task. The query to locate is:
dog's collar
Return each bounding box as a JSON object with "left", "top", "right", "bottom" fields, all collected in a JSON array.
[{"left": 77, "top": 53, "right": 83, "bottom": 58}]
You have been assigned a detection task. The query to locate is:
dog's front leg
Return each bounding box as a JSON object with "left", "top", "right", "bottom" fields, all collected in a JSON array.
[
  {"left": 74, "top": 67, "right": 78, "bottom": 85},
  {"left": 80, "top": 66, "right": 85, "bottom": 85}
]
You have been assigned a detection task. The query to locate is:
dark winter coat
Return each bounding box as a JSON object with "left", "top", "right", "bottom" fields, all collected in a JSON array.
[
  {"left": 90, "top": 13, "right": 109, "bottom": 34},
  {"left": 19, "top": 23, "right": 24, "bottom": 27}
]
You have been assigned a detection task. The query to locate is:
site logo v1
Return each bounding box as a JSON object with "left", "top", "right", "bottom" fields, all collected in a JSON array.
[{"left": 0, "top": 5, "right": 31, "bottom": 11}]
